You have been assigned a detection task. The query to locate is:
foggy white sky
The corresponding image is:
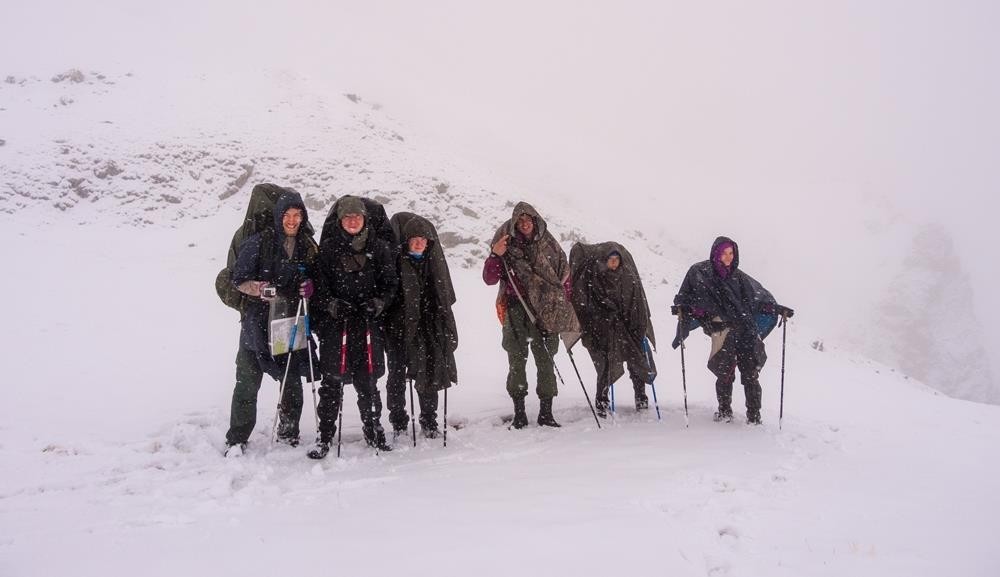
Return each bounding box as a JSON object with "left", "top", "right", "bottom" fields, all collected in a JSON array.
[{"left": 4, "top": 0, "right": 998, "bottom": 389}]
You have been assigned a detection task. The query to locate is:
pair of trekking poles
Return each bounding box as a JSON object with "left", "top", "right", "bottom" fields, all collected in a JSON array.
[
  {"left": 605, "top": 336, "right": 663, "bottom": 422},
  {"left": 671, "top": 306, "right": 791, "bottom": 430},
  {"left": 502, "top": 259, "right": 673, "bottom": 429},
  {"left": 270, "top": 295, "right": 448, "bottom": 456}
]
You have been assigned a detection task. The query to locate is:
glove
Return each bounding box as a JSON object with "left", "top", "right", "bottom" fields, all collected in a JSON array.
[
  {"left": 326, "top": 298, "right": 354, "bottom": 319},
  {"left": 671, "top": 304, "right": 691, "bottom": 317},
  {"left": 775, "top": 304, "right": 795, "bottom": 318},
  {"left": 364, "top": 297, "right": 385, "bottom": 318},
  {"left": 672, "top": 317, "right": 690, "bottom": 349},
  {"left": 299, "top": 279, "right": 314, "bottom": 299}
]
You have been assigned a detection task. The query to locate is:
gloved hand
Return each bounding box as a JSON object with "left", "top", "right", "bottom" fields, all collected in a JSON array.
[
  {"left": 671, "top": 304, "right": 691, "bottom": 317},
  {"left": 672, "top": 318, "right": 689, "bottom": 349},
  {"left": 299, "top": 279, "right": 314, "bottom": 299},
  {"left": 327, "top": 298, "right": 354, "bottom": 319},
  {"left": 774, "top": 304, "right": 795, "bottom": 318},
  {"left": 364, "top": 297, "right": 385, "bottom": 318}
]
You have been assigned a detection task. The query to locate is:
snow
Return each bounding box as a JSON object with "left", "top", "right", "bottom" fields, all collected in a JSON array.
[
  {"left": 1, "top": 207, "right": 998, "bottom": 576},
  {"left": 3, "top": 9, "right": 999, "bottom": 573}
]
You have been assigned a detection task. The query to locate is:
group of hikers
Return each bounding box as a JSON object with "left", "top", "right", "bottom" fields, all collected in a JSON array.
[{"left": 217, "top": 184, "right": 793, "bottom": 459}]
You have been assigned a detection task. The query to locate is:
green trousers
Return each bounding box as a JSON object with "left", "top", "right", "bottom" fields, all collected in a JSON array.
[{"left": 502, "top": 301, "right": 559, "bottom": 400}]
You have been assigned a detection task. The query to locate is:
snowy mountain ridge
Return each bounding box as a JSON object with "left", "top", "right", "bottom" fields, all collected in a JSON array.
[
  {"left": 2, "top": 66, "right": 996, "bottom": 406},
  {"left": 1, "top": 66, "right": 998, "bottom": 577}
]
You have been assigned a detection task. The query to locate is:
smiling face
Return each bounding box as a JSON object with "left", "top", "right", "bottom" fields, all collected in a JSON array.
[
  {"left": 340, "top": 213, "right": 365, "bottom": 235},
  {"left": 408, "top": 236, "right": 428, "bottom": 255},
  {"left": 516, "top": 213, "right": 534, "bottom": 237},
  {"left": 282, "top": 207, "right": 303, "bottom": 237}
]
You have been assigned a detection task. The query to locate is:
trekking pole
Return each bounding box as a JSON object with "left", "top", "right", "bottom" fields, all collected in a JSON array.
[
  {"left": 298, "top": 266, "right": 320, "bottom": 436},
  {"left": 610, "top": 383, "right": 615, "bottom": 414},
  {"left": 408, "top": 378, "right": 417, "bottom": 448},
  {"left": 671, "top": 306, "right": 690, "bottom": 428},
  {"left": 501, "top": 258, "right": 601, "bottom": 429},
  {"left": 271, "top": 298, "right": 304, "bottom": 444},
  {"left": 443, "top": 386, "right": 448, "bottom": 448},
  {"left": 303, "top": 297, "right": 320, "bottom": 436},
  {"left": 779, "top": 312, "right": 788, "bottom": 431},
  {"left": 337, "top": 327, "right": 347, "bottom": 458},
  {"left": 565, "top": 350, "right": 602, "bottom": 428},
  {"left": 642, "top": 338, "right": 662, "bottom": 421},
  {"left": 365, "top": 319, "right": 381, "bottom": 455}
]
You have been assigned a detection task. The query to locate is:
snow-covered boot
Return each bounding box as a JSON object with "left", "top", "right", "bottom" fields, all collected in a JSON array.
[
  {"left": 537, "top": 398, "right": 561, "bottom": 427},
  {"left": 713, "top": 406, "right": 734, "bottom": 423},
  {"left": 511, "top": 397, "right": 529, "bottom": 429},
  {"left": 224, "top": 442, "right": 246, "bottom": 458},
  {"left": 421, "top": 421, "right": 440, "bottom": 439},
  {"left": 307, "top": 440, "right": 331, "bottom": 460},
  {"left": 747, "top": 409, "right": 762, "bottom": 425},
  {"left": 364, "top": 423, "right": 393, "bottom": 452}
]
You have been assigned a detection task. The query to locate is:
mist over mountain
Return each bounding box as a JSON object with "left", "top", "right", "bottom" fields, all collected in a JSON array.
[
  {"left": 3, "top": 5, "right": 1000, "bottom": 574},
  {"left": 2, "top": 57, "right": 995, "bottom": 404}
]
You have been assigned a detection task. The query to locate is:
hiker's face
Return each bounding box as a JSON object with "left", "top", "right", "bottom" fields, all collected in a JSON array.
[
  {"left": 282, "top": 208, "right": 303, "bottom": 237},
  {"left": 408, "top": 236, "right": 428, "bottom": 255},
  {"left": 341, "top": 213, "right": 365, "bottom": 235},
  {"left": 720, "top": 246, "right": 734, "bottom": 267},
  {"left": 516, "top": 213, "right": 534, "bottom": 237},
  {"left": 607, "top": 254, "right": 621, "bottom": 271}
]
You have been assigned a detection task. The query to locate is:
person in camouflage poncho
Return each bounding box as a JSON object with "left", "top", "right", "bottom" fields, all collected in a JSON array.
[{"left": 483, "top": 202, "right": 580, "bottom": 428}]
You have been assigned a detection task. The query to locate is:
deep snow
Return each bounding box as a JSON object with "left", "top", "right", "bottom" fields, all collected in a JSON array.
[
  {"left": 1, "top": 209, "right": 997, "bottom": 577},
  {"left": 1, "top": 61, "right": 998, "bottom": 577}
]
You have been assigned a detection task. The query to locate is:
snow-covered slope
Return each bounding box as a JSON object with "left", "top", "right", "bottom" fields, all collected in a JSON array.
[
  {"left": 1, "top": 68, "right": 998, "bottom": 576},
  {"left": 1, "top": 207, "right": 998, "bottom": 577}
]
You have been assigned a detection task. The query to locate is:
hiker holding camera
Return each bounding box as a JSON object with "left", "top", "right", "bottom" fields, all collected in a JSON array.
[{"left": 225, "top": 191, "right": 318, "bottom": 456}]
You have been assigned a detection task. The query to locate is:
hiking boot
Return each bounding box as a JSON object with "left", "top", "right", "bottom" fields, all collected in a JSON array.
[
  {"left": 713, "top": 407, "right": 734, "bottom": 423},
  {"left": 511, "top": 397, "right": 529, "bottom": 429},
  {"left": 276, "top": 419, "right": 300, "bottom": 444},
  {"left": 635, "top": 396, "right": 649, "bottom": 411},
  {"left": 364, "top": 423, "right": 393, "bottom": 452},
  {"left": 224, "top": 442, "right": 247, "bottom": 458},
  {"left": 747, "top": 410, "right": 762, "bottom": 425},
  {"left": 537, "top": 398, "right": 561, "bottom": 428},
  {"left": 307, "top": 440, "right": 331, "bottom": 460},
  {"left": 421, "top": 421, "right": 440, "bottom": 439},
  {"left": 389, "top": 411, "right": 409, "bottom": 436},
  {"left": 275, "top": 435, "right": 300, "bottom": 447},
  {"left": 595, "top": 399, "right": 609, "bottom": 419}
]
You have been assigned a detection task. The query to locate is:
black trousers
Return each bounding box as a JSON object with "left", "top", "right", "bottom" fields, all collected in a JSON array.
[
  {"left": 708, "top": 329, "right": 764, "bottom": 413},
  {"left": 226, "top": 346, "right": 304, "bottom": 445},
  {"left": 385, "top": 334, "right": 439, "bottom": 430},
  {"left": 593, "top": 355, "right": 649, "bottom": 407},
  {"left": 316, "top": 362, "right": 383, "bottom": 443}
]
